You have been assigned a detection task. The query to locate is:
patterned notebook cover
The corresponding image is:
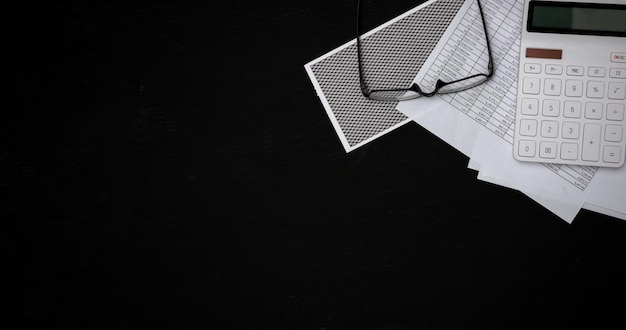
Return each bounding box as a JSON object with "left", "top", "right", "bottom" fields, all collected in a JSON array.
[{"left": 305, "top": 0, "right": 463, "bottom": 152}]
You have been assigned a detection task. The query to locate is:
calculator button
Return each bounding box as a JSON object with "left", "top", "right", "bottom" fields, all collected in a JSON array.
[
  {"left": 607, "top": 103, "right": 625, "bottom": 121},
  {"left": 539, "top": 141, "right": 557, "bottom": 159},
  {"left": 561, "top": 143, "right": 578, "bottom": 160},
  {"left": 605, "top": 124, "right": 623, "bottom": 142},
  {"left": 563, "top": 101, "right": 582, "bottom": 118},
  {"left": 611, "top": 52, "right": 626, "bottom": 63},
  {"left": 565, "top": 80, "right": 583, "bottom": 97},
  {"left": 603, "top": 146, "right": 622, "bottom": 163},
  {"left": 567, "top": 65, "right": 584, "bottom": 76},
  {"left": 586, "top": 81, "right": 604, "bottom": 98},
  {"left": 519, "top": 119, "right": 537, "bottom": 136},
  {"left": 544, "top": 78, "right": 561, "bottom": 96},
  {"left": 588, "top": 67, "right": 606, "bottom": 77},
  {"left": 542, "top": 99, "right": 559, "bottom": 116},
  {"left": 541, "top": 121, "right": 558, "bottom": 138},
  {"left": 562, "top": 122, "right": 580, "bottom": 139},
  {"left": 523, "top": 77, "right": 540, "bottom": 94},
  {"left": 545, "top": 64, "right": 562, "bottom": 75},
  {"left": 518, "top": 140, "right": 536, "bottom": 157},
  {"left": 585, "top": 102, "right": 603, "bottom": 119},
  {"left": 582, "top": 123, "right": 601, "bottom": 161},
  {"left": 524, "top": 63, "right": 541, "bottom": 73},
  {"left": 521, "top": 98, "right": 539, "bottom": 115},
  {"left": 609, "top": 68, "right": 626, "bottom": 79},
  {"left": 608, "top": 82, "right": 625, "bottom": 100}
]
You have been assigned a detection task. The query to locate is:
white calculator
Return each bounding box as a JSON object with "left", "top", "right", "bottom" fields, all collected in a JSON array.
[{"left": 514, "top": 0, "right": 626, "bottom": 167}]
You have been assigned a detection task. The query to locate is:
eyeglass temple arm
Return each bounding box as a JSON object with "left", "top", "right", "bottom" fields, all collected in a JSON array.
[
  {"left": 356, "top": 40, "right": 370, "bottom": 97},
  {"left": 476, "top": 0, "right": 494, "bottom": 75},
  {"left": 355, "top": 0, "right": 370, "bottom": 97}
]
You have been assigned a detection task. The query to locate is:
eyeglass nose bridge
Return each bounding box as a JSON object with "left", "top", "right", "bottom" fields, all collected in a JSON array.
[{"left": 410, "top": 79, "right": 450, "bottom": 98}]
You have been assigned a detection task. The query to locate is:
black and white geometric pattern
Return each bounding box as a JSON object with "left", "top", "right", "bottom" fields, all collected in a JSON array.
[{"left": 309, "top": 0, "right": 463, "bottom": 151}]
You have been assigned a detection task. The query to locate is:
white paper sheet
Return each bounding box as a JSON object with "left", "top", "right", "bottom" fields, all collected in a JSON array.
[
  {"left": 470, "top": 127, "right": 600, "bottom": 222},
  {"left": 585, "top": 166, "right": 626, "bottom": 214},
  {"left": 396, "top": 0, "right": 609, "bottom": 222},
  {"left": 583, "top": 202, "right": 626, "bottom": 221}
]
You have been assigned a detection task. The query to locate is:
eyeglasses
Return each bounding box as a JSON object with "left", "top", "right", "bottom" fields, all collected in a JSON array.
[{"left": 356, "top": 0, "right": 494, "bottom": 101}]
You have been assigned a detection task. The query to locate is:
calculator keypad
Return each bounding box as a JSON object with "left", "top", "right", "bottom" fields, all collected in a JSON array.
[{"left": 515, "top": 62, "right": 626, "bottom": 167}]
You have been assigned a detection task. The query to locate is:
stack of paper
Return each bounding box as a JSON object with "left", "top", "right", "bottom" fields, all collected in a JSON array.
[{"left": 305, "top": 0, "right": 626, "bottom": 223}]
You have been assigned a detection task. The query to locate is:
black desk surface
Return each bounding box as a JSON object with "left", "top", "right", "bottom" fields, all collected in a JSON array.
[{"left": 5, "top": 1, "right": 626, "bottom": 329}]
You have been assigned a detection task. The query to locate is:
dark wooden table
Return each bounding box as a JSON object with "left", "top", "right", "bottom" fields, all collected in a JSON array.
[{"left": 5, "top": 1, "right": 626, "bottom": 329}]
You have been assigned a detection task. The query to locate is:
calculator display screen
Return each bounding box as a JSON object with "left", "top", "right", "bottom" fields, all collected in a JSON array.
[{"left": 528, "top": 1, "right": 626, "bottom": 36}]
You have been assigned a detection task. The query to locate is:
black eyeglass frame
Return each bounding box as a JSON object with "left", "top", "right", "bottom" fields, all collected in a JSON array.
[{"left": 356, "top": 0, "right": 495, "bottom": 101}]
